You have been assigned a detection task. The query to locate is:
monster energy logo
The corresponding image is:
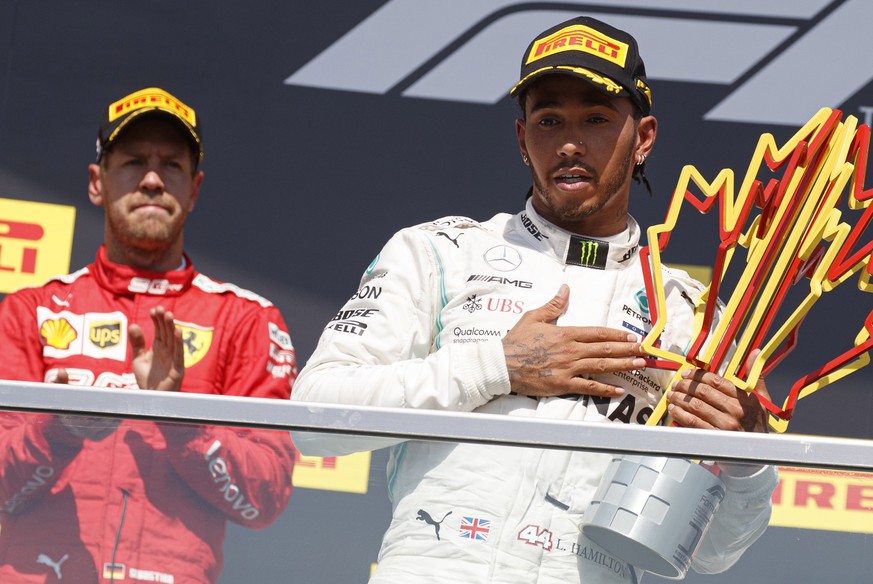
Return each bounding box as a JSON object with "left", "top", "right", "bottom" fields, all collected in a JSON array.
[
  {"left": 566, "top": 236, "right": 608, "bottom": 269},
  {"left": 579, "top": 241, "right": 598, "bottom": 266}
]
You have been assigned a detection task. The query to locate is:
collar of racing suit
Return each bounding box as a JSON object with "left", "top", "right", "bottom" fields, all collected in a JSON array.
[
  {"left": 90, "top": 244, "right": 196, "bottom": 296},
  {"left": 518, "top": 198, "right": 641, "bottom": 270}
]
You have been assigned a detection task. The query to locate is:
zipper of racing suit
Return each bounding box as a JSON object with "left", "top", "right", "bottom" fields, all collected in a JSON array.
[{"left": 109, "top": 488, "right": 129, "bottom": 584}]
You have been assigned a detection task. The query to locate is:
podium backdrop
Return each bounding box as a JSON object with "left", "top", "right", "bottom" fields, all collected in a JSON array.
[{"left": 1, "top": 1, "right": 872, "bottom": 581}]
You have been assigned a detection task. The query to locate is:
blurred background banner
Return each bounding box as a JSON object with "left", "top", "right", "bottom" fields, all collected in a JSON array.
[
  {"left": 292, "top": 451, "right": 372, "bottom": 495},
  {"left": 0, "top": 198, "right": 75, "bottom": 292}
]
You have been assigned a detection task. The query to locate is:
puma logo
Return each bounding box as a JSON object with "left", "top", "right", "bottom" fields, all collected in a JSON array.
[
  {"left": 51, "top": 294, "right": 71, "bottom": 307},
  {"left": 416, "top": 509, "right": 452, "bottom": 540},
  {"left": 37, "top": 553, "right": 69, "bottom": 579},
  {"left": 436, "top": 231, "right": 463, "bottom": 248}
]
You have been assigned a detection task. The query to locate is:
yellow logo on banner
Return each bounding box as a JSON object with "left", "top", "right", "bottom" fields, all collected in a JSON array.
[
  {"left": 292, "top": 451, "right": 371, "bottom": 495},
  {"left": 0, "top": 198, "right": 76, "bottom": 293},
  {"left": 771, "top": 467, "right": 873, "bottom": 534},
  {"left": 174, "top": 321, "right": 213, "bottom": 368},
  {"left": 526, "top": 24, "right": 628, "bottom": 67}
]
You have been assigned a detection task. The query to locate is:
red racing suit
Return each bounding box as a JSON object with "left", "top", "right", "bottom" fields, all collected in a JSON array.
[{"left": 0, "top": 245, "right": 297, "bottom": 583}]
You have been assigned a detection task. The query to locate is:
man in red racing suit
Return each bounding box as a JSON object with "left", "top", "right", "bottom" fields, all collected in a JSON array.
[{"left": 0, "top": 87, "right": 297, "bottom": 583}]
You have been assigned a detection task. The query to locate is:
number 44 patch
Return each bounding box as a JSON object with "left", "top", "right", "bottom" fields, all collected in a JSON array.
[{"left": 517, "top": 524, "right": 553, "bottom": 551}]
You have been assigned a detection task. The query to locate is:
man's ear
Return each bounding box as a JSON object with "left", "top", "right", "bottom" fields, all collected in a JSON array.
[
  {"left": 87, "top": 164, "right": 104, "bottom": 207},
  {"left": 187, "top": 170, "right": 204, "bottom": 212},
  {"left": 516, "top": 118, "right": 528, "bottom": 164},
  {"left": 635, "top": 115, "right": 657, "bottom": 160}
]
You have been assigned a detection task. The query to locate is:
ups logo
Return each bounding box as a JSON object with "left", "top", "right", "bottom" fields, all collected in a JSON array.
[{"left": 89, "top": 322, "right": 122, "bottom": 348}]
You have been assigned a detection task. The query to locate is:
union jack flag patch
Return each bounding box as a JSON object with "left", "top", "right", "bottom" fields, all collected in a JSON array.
[{"left": 459, "top": 516, "right": 491, "bottom": 541}]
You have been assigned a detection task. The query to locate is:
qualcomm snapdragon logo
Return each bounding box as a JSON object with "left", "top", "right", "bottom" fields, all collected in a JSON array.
[{"left": 284, "top": 0, "right": 872, "bottom": 126}]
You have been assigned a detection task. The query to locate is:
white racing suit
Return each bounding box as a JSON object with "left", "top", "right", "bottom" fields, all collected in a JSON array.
[{"left": 292, "top": 199, "right": 777, "bottom": 583}]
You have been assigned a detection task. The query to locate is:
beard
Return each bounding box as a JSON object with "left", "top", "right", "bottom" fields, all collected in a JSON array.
[
  {"left": 106, "top": 206, "right": 186, "bottom": 252},
  {"left": 530, "top": 139, "right": 636, "bottom": 224}
]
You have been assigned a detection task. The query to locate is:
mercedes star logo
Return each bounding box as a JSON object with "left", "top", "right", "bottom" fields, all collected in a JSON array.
[{"left": 483, "top": 245, "right": 522, "bottom": 272}]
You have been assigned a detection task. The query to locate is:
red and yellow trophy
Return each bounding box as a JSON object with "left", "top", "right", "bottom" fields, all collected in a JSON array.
[
  {"left": 640, "top": 107, "right": 873, "bottom": 432},
  {"left": 582, "top": 109, "right": 873, "bottom": 577}
]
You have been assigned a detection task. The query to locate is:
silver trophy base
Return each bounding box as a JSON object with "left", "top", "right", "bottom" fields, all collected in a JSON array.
[{"left": 580, "top": 456, "right": 726, "bottom": 579}]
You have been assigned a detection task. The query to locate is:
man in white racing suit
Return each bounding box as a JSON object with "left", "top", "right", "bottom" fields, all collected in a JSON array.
[{"left": 292, "top": 15, "right": 777, "bottom": 584}]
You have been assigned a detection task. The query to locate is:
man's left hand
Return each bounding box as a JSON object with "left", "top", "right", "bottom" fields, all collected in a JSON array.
[
  {"left": 667, "top": 359, "right": 771, "bottom": 476},
  {"left": 129, "top": 306, "right": 185, "bottom": 392},
  {"left": 666, "top": 356, "right": 770, "bottom": 434}
]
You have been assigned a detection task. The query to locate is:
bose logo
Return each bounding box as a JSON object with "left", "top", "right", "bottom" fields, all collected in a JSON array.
[{"left": 285, "top": 0, "right": 872, "bottom": 126}]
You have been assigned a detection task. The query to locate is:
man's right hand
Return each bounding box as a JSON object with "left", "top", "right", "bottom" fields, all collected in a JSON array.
[{"left": 502, "top": 284, "right": 647, "bottom": 398}]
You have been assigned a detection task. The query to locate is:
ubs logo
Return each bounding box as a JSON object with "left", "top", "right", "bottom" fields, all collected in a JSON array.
[
  {"left": 463, "top": 294, "right": 483, "bottom": 313},
  {"left": 486, "top": 297, "right": 524, "bottom": 314}
]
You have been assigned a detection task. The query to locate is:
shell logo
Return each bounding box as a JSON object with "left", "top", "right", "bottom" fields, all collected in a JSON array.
[{"left": 40, "top": 318, "right": 78, "bottom": 350}]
